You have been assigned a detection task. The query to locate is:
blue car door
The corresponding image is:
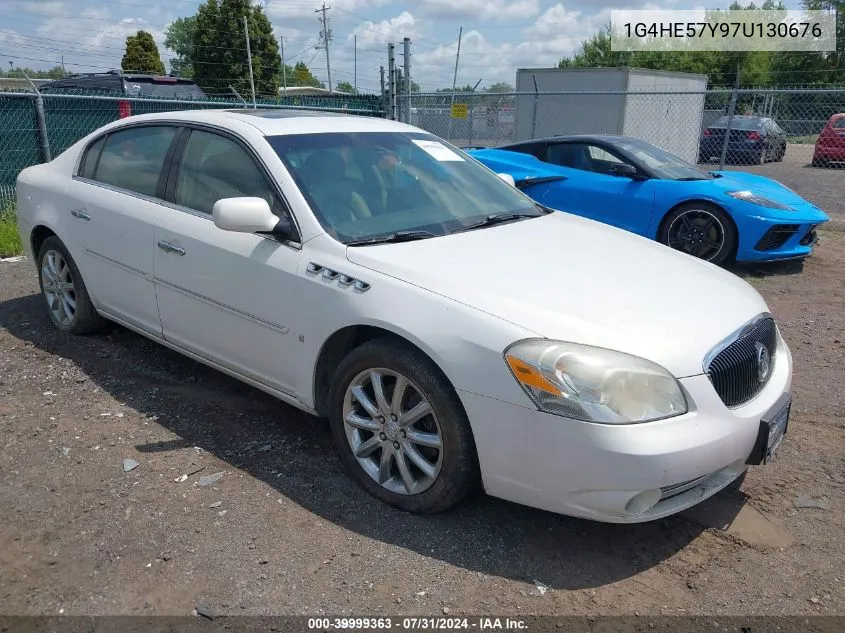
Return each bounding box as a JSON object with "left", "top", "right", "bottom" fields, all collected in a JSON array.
[{"left": 531, "top": 142, "right": 655, "bottom": 236}]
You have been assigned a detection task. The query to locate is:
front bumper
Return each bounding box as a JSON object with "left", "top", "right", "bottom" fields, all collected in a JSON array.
[
  {"left": 460, "top": 334, "right": 792, "bottom": 523},
  {"left": 737, "top": 214, "right": 828, "bottom": 263}
]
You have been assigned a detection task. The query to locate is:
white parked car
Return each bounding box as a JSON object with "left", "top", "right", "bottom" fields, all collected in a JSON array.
[{"left": 16, "top": 109, "right": 793, "bottom": 523}]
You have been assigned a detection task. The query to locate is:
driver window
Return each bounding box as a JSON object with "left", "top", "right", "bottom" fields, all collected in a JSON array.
[
  {"left": 547, "top": 143, "right": 628, "bottom": 175},
  {"left": 175, "top": 129, "right": 286, "bottom": 216}
]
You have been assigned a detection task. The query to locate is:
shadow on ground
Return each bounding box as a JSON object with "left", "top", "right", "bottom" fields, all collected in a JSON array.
[
  {"left": 0, "top": 292, "right": 749, "bottom": 591},
  {"left": 731, "top": 257, "right": 806, "bottom": 280}
]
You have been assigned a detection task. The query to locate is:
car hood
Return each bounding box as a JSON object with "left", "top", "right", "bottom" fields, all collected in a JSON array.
[
  {"left": 345, "top": 212, "right": 770, "bottom": 378},
  {"left": 708, "top": 171, "right": 827, "bottom": 213}
]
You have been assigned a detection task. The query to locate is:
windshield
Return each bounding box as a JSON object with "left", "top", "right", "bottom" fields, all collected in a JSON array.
[
  {"left": 615, "top": 138, "right": 714, "bottom": 181},
  {"left": 711, "top": 116, "right": 763, "bottom": 130},
  {"left": 266, "top": 132, "right": 542, "bottom": 243}
]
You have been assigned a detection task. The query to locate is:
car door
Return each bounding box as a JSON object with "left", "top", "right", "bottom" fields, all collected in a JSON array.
[
  {"left": 152, "top": 126, "right": 302, "bottom": 394},
  {"left": 63, "top": 124, "right": 181, "bottom": 336},
  {"left": 533, "top": 142, "right": 655, "bottom": 235}
]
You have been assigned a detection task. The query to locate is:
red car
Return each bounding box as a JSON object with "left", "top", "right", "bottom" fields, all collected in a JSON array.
[{"left": 812, "top": 113, "right": 845, "bottom": 166}]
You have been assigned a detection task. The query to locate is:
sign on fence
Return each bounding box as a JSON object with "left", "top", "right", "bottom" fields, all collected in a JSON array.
[{"left": 451, "top": 103, "right": 468, "bottom": 119}]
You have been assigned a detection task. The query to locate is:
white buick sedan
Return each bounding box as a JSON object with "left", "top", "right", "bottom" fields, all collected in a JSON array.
[{"left": 16, "top": 109, "right": 793, "bottom": 522}]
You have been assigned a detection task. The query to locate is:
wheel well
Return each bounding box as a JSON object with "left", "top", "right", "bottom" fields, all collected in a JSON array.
[
  {"left": 312, "top": 325, "right": 447, "bottom": 418},
  {"left": 30, "top": 225, "right": 56, "bottom": 259},
  {"left": 657, "top": 200, "right": 739, "bottom": 259}
]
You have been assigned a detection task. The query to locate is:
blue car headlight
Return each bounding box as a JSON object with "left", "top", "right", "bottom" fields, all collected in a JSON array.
[{"left": 727, "top": 190, "right": 794, "bottom": 211}]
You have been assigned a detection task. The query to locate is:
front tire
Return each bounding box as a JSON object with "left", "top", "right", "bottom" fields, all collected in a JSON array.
[
  {"left": 328, "top": 337, "right": 480, "bottom": 513},
  {"left": 660, "top": 203, "right": 736, "bottom": 266},
  {"left": 37, "top": 236, "right": 106, "bottom": 334}
]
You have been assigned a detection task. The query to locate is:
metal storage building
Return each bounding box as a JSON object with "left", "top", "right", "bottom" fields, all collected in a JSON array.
[{"left": 514, "top": 68, "right": 708, "bottom": 163}]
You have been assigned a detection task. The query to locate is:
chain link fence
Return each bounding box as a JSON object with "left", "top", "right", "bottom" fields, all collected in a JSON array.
[
  {"left": 0, "top": 91, "right": 385, "bottom": 207},
  {"left": 409, "top": 88, "right": 845, "bottom": 170}
]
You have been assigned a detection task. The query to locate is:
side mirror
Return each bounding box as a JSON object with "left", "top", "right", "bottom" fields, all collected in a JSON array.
[
  {"left": 497, "top": 173, "right": 516, "bottom": 187},
  {"left": 608, "top": 163, "right": 639, "bottom": 178},
  {"left": 212, "top": 197, "right": 281, "bottom": 234}
]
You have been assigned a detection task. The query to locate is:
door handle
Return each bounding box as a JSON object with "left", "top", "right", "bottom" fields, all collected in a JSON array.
[
  {"left": 70, "top": 209, "right": 90, "bottom": 220},
  {"left": 157, "top": 240, "right": 186, "bottom": 256}
]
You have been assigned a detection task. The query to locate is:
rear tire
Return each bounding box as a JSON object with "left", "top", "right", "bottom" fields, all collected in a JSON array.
[
  {"left": 776, "top": 144, "right": 786, "bottom": 162},
  {"left": 660, "top": 202, "right": 736, "bottom": 266},
  {"left": 328, "top": 337, "right": 480, "bottom": 514},
  {"left": 37, "top": 236, "right": 106, "bottom": 335}
]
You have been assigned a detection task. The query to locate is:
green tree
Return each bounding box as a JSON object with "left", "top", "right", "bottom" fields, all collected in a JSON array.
[
  {"left": 164, "top": 16, "right": 196, "bottom": 78},
  {"left": 1, "top": 66, "right": 68, "bottom": 79},
  {"left": 193, "top": 0, "right": 281, "bottom": 96},
  {"left": 803, "top": 0, "right": 845, "bottom": 72},
  {"left": 485, "top": 82, "right": 513, "bottom": 92},
  {"left": 121, "top": 30, "right": 166, "bottom": 74},
  {"left": 335, "top": 80, "right": 356, "bottom": 94},
  {"left": 291, "top": 61, "right": 322, "bottom": 88}
]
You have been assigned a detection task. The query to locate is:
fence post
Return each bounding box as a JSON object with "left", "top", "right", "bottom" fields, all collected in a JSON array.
[
  {"left": 24, "top": 72, "right": 52, "bottom": 163},
  {"left": 34, "top": 94, "right": 52, "bottom": 163},
  {"left": 530, "top": 74, "right": 539, "bottom": 140},
  {"left": 719, "top": 64, "right": 741, "bottom": 170}
]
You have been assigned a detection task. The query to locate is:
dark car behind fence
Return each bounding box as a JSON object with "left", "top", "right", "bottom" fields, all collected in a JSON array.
[{"left": 0, "top": 91, "right": 385, "bottom": 205}]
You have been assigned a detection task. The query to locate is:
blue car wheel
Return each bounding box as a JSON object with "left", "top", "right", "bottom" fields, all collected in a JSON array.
[{"left": 659, "top": 202, "right": 737, "bottom": 266}]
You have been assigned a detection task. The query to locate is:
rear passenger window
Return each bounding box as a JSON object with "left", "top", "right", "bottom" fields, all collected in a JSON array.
[
  {"left": 175, "top": 129, "right": 285, "bottom": 216},
  {"left": 93, "top": 126, "right": 177, "bottom": 198},
  {"left": 834, "top": 119, "right": 845, "bottom": 129},
  {"left": 79, "top": 136, "right": 105, "bottom": 179}
]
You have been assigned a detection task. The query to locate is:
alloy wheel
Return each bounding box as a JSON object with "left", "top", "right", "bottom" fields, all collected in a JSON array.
[
  {"left": 667, "top": 210, "right": 725, "bottom": 261},
  {"left": 41, "top": 250, "right": 77, "bottom": 327},
  {"left": 342, "top": 368, "right": 443, "bottom": 496}
]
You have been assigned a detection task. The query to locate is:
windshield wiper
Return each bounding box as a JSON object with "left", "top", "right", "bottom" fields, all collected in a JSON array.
[
  {"left": 346, "top": 230, "right": 438, "bottom": 246},
  {"left": 451, "top": 212, "right": 542, "bottom": 234}
]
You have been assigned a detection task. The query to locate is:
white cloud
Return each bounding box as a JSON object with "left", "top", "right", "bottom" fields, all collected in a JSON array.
[
  {"left": 416, "top": 0, "right": 541, "bottom": 21},
  {"left": 266, "top": 0, "right": 392, "bottom": 21},
  {"left": 349, "top": 11, "right": 419, "bottom": 47},
  {"left": 411, "top": 5, "right": 610, "bottom": 89},
  {"left": 13, "top": 1, "right": 69, "bottom": 17}
]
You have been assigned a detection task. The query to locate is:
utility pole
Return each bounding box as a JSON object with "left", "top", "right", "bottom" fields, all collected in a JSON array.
[
  {"left": 280, "top": 35, "right": 286, "bottom": 94},
  {"left": 403, "top": 37, "right": 411, "bottom": 124},
  {"left": 316, "top": 3, "right": 333, "bottom": 93},
  {"left": 354, "top": 34, "right": 357, "bottom": 94},
  {"left": 380, "top": 65, "right": 386, "bottom": 117},
  {"left": 387, "top": 42, "right": 396, "bottom": 120},
  {"left": 61, "top": 55, "right": 65, "bottom": 75},
  {"left": 447, "top": 27, "right": 463, "bottom": 141},
  {"left": 395, "top": 68, "right": 403, "bottom": 122},
  {"left": 243, "top": 15, "right": 256, "bottom": 108}
]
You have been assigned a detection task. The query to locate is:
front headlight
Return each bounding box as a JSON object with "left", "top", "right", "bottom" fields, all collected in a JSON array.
[
  {"left": 727, "top": 190, "right": 793, "bottom": 210},
  {"left": 504, "top": 340, "right": 688, "bottom": 424}
]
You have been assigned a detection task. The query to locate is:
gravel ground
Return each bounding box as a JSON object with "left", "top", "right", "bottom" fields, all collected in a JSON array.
[{"left": 1, "top": 232, "right": 843, "bottom": 619}]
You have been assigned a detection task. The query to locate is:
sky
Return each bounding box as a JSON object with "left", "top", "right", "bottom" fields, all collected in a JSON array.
[{"left": 0, "top": 0, "right": 807, "bottom": 94}]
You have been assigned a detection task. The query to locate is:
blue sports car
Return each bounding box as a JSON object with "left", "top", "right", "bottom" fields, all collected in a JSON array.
[{"left": 468, "top": 135, "right": 829, "bottom": 265}]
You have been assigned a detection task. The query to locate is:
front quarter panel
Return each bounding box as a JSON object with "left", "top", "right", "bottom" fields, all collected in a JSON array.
[{"left": 290, "top": 234, "right": 539, "bottom": 412}]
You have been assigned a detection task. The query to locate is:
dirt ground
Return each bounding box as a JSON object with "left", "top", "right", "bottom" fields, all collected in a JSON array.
[{"left": 1, "top": 232, "right": 843, "bottom": 619}]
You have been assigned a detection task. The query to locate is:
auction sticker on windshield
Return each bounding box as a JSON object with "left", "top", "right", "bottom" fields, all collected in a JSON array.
[{"left": 413, "top": 139, "right": 465, "bottom": 161}]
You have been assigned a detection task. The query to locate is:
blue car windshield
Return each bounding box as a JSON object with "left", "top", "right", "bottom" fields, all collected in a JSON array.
[
  {"left": 615, "top": 138, "right": 715, "bottom": 181},
  {"left": 266, "top": 131, "right": 542, "bottom": 244}
]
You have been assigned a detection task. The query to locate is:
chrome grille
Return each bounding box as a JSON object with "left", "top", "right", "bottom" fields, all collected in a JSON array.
[{"left": 706, "top": 317, "right": 777, "bottom": 407}]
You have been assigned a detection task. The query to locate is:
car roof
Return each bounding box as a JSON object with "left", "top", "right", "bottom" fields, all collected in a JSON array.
[
  {"left": 505, "top": 134, "right": 645, "bottom": 146},
  {"left": 102, "top": 108, "right": 417, "bottom": 136}
]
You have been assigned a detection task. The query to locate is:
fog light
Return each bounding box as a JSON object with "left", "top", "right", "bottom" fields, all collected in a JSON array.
[{"left": 625, "top": 489, "right": 662, "bottom": 515}]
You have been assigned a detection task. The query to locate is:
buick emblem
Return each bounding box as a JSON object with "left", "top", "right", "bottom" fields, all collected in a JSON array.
[{"left": 755, "top": 342, "right": 771, "bottom": 383}]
